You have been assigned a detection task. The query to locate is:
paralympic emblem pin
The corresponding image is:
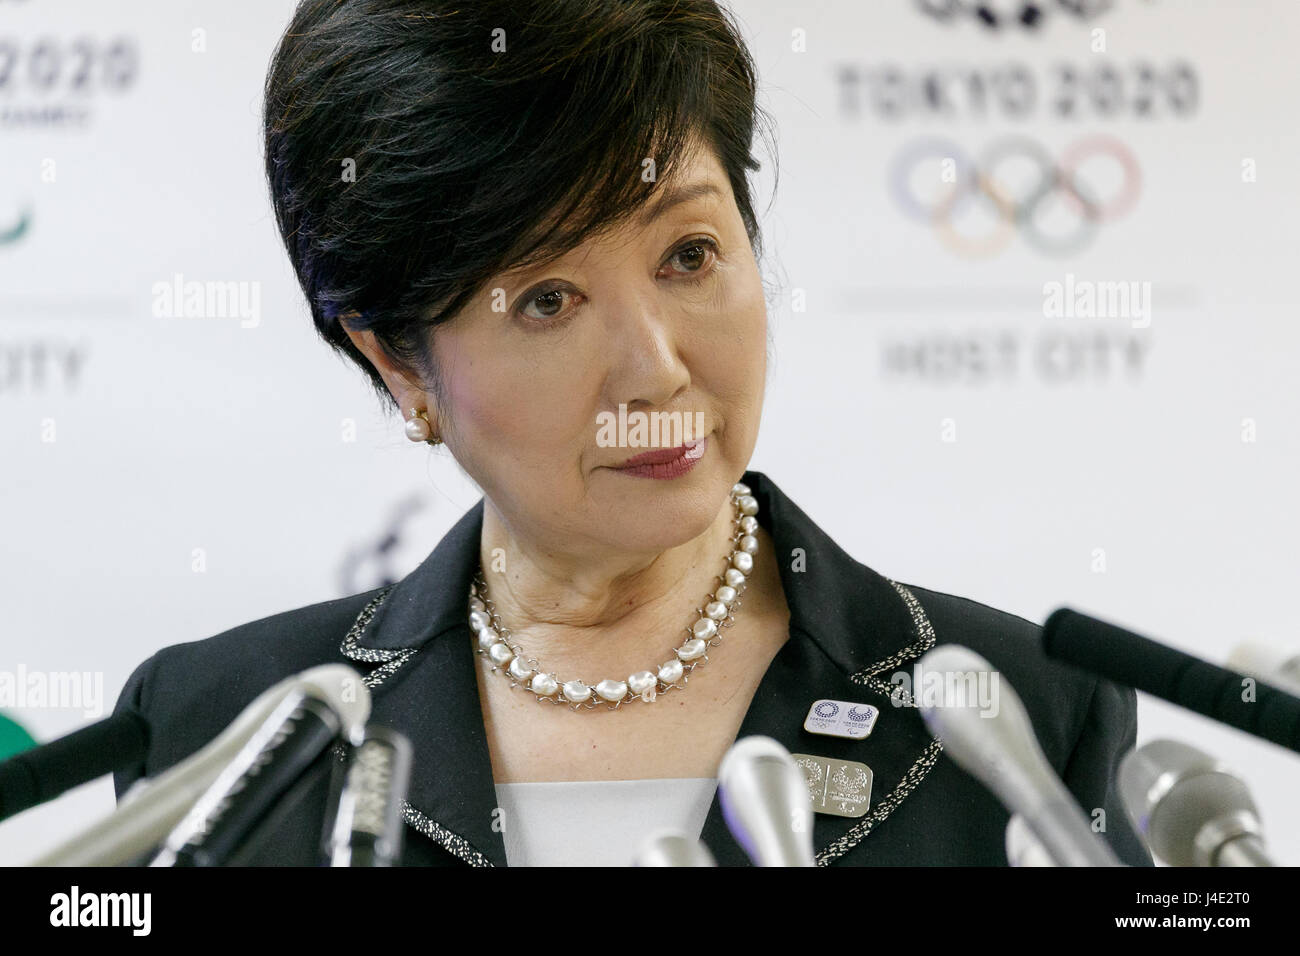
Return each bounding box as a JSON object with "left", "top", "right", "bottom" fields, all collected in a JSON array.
[
  {"left": 803, "top": 698, "right": 879, "bottom": 739},
  {"left": 792, "top": 753, "right": 873, "bottom": 818}
]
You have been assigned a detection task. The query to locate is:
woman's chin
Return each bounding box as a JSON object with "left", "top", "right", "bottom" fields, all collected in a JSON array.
[{"left": 589, "top": 476, "right": 736, "bottom": 551}]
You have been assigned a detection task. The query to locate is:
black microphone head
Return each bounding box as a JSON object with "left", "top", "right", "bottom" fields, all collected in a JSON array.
[
  {"left": 1044, "top": 608, "right": 1300, "bottom": 755},
  {"left": 0, "top": 708, "right": 149, "bottom": 821}
]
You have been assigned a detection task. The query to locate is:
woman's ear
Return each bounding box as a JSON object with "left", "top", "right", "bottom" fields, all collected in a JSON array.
[{"left": 339, "top": 316, "right": 438, "bottom": 427}]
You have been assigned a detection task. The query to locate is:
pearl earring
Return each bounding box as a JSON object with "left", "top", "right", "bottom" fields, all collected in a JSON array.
[{"left": 405, "top": 407, "right": 441, "bottom": 445}]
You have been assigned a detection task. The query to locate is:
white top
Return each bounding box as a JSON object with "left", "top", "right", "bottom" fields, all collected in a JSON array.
[{"left": 493, "top": 777, "right": 719, "bottom": 866}]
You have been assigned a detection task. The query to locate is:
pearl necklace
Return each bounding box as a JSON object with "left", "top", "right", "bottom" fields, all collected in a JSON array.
[{"left": 468, "top": 481, "right": 760, "bottom": 709}]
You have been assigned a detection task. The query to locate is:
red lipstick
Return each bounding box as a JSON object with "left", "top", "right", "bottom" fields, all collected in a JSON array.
[{"left": 611, "top": 437, "right": 708, "bottom": 479}]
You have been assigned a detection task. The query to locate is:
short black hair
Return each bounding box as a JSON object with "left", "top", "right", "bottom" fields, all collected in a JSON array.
[{"left": 263, "top": 0, "right": 776, "bottom": 411}]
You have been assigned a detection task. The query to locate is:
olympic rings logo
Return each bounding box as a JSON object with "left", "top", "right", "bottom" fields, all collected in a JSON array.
[
  {"left": 889, "top": 134, "right": 1141, "bottom": 258},
  {"left": 915, "top": 0, "right": 1116, "bottom": 31}
]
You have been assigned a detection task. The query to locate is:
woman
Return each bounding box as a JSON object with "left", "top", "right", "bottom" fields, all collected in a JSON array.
[{"left": 113, "top": 0, "right": 1152, "bottom": 867}]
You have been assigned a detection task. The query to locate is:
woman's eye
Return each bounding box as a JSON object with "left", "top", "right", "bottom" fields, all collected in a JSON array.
[
  {"left": 661, "top": 238, "right": 718, "bottom": 279},
  {"left": 519, "top": 287, "right": 572, "bottom": 322},
  {"left": 513, "top": 238, "right": 718, "bottom": 325}
]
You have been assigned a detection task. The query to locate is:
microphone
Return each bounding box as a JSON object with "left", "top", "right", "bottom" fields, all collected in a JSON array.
[
  {"left": 632, "top": 830, "right": 718, "bottom": 867},
  {"left": 916, "top": 644, "right": 1122, "bottom": 866},
  {"left": 717, "top": 735, "right": 816, "bottom": 867},
  {"left": 322, "top": 724, "right": 413, "bottom": 867},
  {"left": 1005, "top": 813, "right": 1056, "bottom": 866},
  {"left": 1119, "top": 739, "right": 1275, "bottom": 867},
  {"left": 1227, "top": 641, "right": 1300, "bottom": 696},
  {"left": 28, "top": 664, "right": 367, "bottom": 866},
  {"left": 1043, "top": 608, "right": 1300, "bottom": 754},
  {"left": 0, "top": 708, "right": 149, "bottom": 822},
  {"left": 150, "top": 688, "right": 350, "bottom": 867}
]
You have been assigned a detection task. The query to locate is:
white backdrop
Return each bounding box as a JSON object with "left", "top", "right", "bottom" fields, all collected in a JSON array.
[{"left": 2, "top": 0, "right": 1298, "bottom": 865}]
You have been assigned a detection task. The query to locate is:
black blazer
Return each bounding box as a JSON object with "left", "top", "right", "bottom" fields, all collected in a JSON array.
[{"left": 112, "top": 470, "right": 1153, "bottom": 866}]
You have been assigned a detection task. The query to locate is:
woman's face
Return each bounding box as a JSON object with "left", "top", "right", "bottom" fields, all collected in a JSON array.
[{"left": 431, "top": 139, "right": 768, "bottom": 558}]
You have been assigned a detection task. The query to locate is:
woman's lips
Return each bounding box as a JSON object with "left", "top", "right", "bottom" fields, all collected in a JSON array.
[
  {"left": 610, "top": 437, "right": 708, "bottom": 479},
  {"left": 614, "top": 438, "right": 705, "bottom": 467}
]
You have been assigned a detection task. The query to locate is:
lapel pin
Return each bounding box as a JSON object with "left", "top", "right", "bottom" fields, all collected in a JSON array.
[
  {"left": 791, "top": 753, "right": 873, "bottom": 818},
  {"left": 803, "top": 698, "right": 879, "bottom": 739}
]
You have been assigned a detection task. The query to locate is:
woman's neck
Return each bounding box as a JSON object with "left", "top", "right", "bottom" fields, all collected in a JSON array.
[{"left": 476, "top": 494, "right": 743, "bottom": 677}]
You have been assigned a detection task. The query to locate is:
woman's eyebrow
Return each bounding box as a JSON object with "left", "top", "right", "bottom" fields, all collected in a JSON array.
[
  {"left": 636, "top": 181, "right": 723, "bottom": 228},
  {"left": 493, "top": 181, "right": 724, "bottom": 290}
]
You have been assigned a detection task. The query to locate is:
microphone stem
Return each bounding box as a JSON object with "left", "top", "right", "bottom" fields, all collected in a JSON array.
[
  {"left": 1028, "top": 796, "right": 1124, "bottom": 867},
  {"left": 1216, "top": 836, "right": 1273, "bottom": 867}
]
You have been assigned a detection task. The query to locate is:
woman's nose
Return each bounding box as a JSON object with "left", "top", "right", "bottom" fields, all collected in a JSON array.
[{"left": 603, "top": 294, "right": 691, "bottom": 409}]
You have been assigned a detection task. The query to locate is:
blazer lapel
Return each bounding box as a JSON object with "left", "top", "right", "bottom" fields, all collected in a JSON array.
[
  {"left": 697, "top": 472, "right": 945, "bottom": 866},
  {"left": 340, "top": 498, "right": 509, "bottom": 867},
  {"left": 696, "top": 606, "right": 943, "bottom": 865},
  {"left": 371, "top": 622, "right": 508, "bottom": 866}
]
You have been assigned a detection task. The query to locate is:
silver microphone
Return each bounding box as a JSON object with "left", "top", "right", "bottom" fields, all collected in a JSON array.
[
  {"left": 1119, "top": 739, "right": 1274, "bottom": 867},
  {"left": 1005, "top": 813, "right": 1056, "bottom": 867},
  {"left": 916, "top": 644, "right": 1122, "bottom": 867},
  {"left": 324, "top": 725, "right": 413, "bottom": 867},
  {"left": 632, "top": 830, "right": 717, "bottom": 867},
  {"left": 717, "top": 735, "right": 816, "bottom": 867}
]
